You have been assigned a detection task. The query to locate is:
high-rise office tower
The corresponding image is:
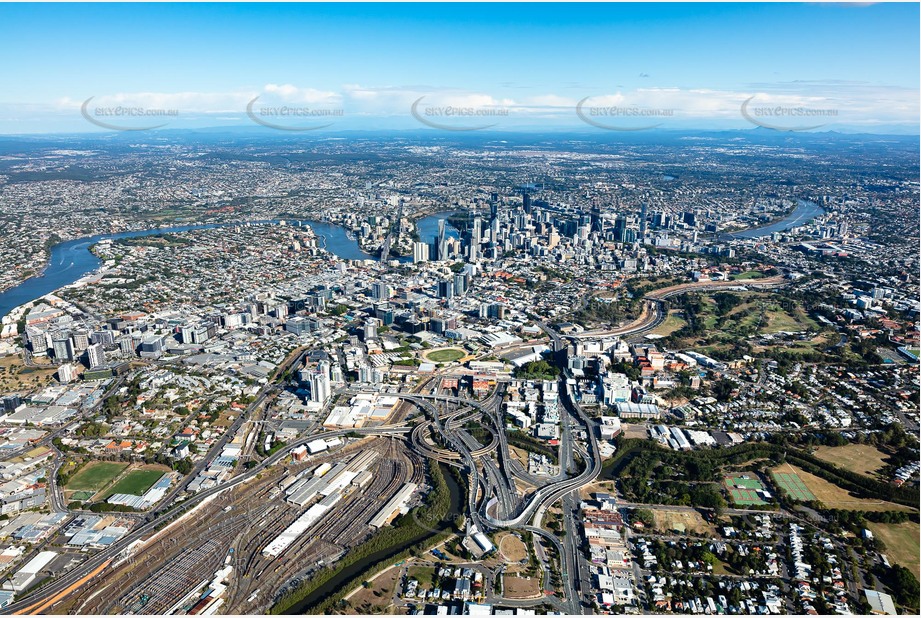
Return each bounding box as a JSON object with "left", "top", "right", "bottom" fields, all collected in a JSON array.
[
  {"left": 86, "top": 343, "right": 105, "bottom": 369},
  {"left": 72, "top": 331, "right": 89, "bottom": 352},
  {"left": 590, "top": 207, "right": 603, "bottom": 234},
  {"left": 371, "top": 282, "right": 391, "bottom": 301},
  {"left": 309, "top": 361, "right": 331, "bottom": 404},
  {"left": 413, "top": 241, "right": 429, "bottom": 263},
  {"left": 58, "top": 363, "right": 75, "bottom": 384},
  {"left": 453, "top": 273, "right": 468, "bottom": 295},
  {"left": 363, "top": 318, "right": 379, "bottom": 341},
  {"left": 52, "top": 333, "right": 74, "bottom": 362},
  {"left": 639, "top": 202, "right": 648, "bottom": 239},
  {"left": 436, "top": 219, "right": 448, "bottom": 261},
  {"left": 437, "top": 280, "right": 455, "bottom": 299},
  {"left": 613, "top": 216, "right": 628, "bottom": 243}
]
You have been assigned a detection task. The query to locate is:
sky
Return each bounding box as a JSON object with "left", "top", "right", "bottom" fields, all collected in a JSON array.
[{"left": 0, "top": 2, "right": 918, "bottom": 134}]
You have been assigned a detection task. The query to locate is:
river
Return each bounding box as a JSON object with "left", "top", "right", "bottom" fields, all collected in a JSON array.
[
  {"left": 716, "top": 199, "right": 824, "bottom": 241},
  {"left": 0, "top": 213, "right": 460, "bottom": 321},
  {"left": 0, "top": 200, "right": 817, "bottom": 322}
]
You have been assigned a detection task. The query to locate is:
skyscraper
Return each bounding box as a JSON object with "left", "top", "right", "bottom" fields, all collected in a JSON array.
[
  {"left": 639, "top": 202, "right": 648, "bottom": 239},
  {"left": 371, "top": 282, "right": 391, "bottom": 301},
  {"left": 437, "top": 279, "right": 454, "bottom": 299},
  {"left": 453, "top": 273, "right": 468, "bottom": 295},
  {"left": 413, "top": 241, "right": 429, "bottom": 263},
  {"left": 52, "top": 332, "right": 74, "bottom": 362},
  {"left": 436, "top": 219, "right": 449, "bottom": 261},
  {"left": 613, "top": 216, "right": 628, "bottom": 243},
  {"left": 86, "top": 343, "right": 105, "bottom": 369}
]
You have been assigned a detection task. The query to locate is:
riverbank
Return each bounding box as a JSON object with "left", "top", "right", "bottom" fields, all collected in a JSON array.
[
  {"left": 715, "top": 199, "right": 825, "bottom": 241},
  {"left": 0, "top": 214, "right": 459, "bottom": 322}
]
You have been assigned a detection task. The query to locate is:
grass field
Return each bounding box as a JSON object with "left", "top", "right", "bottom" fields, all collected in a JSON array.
[
  {"left": 772, "top": 463, "right": 914, "bottom": 512},
  {"left": 406, "top": 566, "right": 436, "bottom": 588},
  {"left": 772, "top": 470, "right": 817, "bottom": 501},
  {"left": 651, "top": 311, "right": 687, "bottom": 337},
  {"left": 102, "top": 468, "right": 164, "bottom": 497},
  {"left": 813, "top": 444, "right": 889, "bottom": 478},
  {"left": 724, "top": 475, "right": 767, "bottom": 505},
  {"left": 64, "top": 462, "right": 128, "bottom": 492},
  {"left": 424, "top": 348, "right": 465, "bottom": 363},
  {"left": 653, "top": 509, "right": 714, "bottom": 535},
  {"left": 867, "top": 521, "right": 920, "bottom": 579},
  {"left": 345, "top": 564, "right": 400, "bottom": 613},
  {"left": 0, "top": 354, "right": 58, "bottom": 392},
  {"left": 731, "top": 270, "right": 765, "bottom": 280}
]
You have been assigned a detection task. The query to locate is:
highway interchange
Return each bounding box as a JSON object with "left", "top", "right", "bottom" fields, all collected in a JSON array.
[{"left": 2, "top": 277, "right": 792, "bottom": 615}]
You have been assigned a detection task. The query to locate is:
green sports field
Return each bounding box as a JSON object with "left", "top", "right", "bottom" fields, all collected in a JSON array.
[
  {"left": 425, "top": 348, "right": 465, "bottom": 363},
  {"left": 103, "top": 469, "right": 164, "bottom": 497},
  {"left": 724, "top": 475, "right": 768, "bottom": 505},
  {"left": 64, "top": 462, "right": 128, "bottom": 492},
  {"left": 772, "top": 471, "right": 817, "bottom": 502}
]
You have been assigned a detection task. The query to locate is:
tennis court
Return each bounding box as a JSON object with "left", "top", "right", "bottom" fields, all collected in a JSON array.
[
  {"left": 772, "top": 470, "right": 817, "bottom": 501},
  {"left": 723, "top": 475, "right": 767, "bottom": 505}
]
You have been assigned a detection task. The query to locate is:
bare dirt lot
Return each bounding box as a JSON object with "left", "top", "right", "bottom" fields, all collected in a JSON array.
[
  {"left": 344, "top": 564, "right": 401, "bottom": 614},
  {"left": 502, "top": 574, "right": 542, "bottom": 599},
  {"left": 652, "top": 509, "right": 714, "bottom": 535},
  {"left": 497, "top": 532, "right": 529, "bottom": 563}
]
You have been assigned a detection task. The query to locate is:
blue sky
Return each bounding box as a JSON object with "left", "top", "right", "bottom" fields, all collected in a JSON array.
[{"left": 0, "top": 2, "right": 918, "bottom": 133}]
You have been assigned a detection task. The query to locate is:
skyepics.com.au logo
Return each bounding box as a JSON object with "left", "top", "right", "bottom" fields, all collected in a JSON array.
[
  {"left": 81, "top": 97, "right": 178, "bottom": 131},
  {"left": 740, "top": 95, "right": 838, "bottom": 131},
  {"left": 576, "top": 96, "right": 673, "bottom": 131},
  {"left": 246, "top": 96, "right": 343, "bottom": 131},
  {"left": 410, "top": 96, "right": 509, "bottom": 131}
]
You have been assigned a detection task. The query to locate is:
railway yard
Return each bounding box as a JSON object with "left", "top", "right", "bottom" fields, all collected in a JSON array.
[{"left": 53, "top": 435, "right": 423, "bottom": 615}]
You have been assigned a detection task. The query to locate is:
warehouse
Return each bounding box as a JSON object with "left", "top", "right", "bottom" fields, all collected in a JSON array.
[
  {"left": 2, "top": 551, "right": 57, "bottom": 592},
  {"left": 368, "top": 483, "right": 417, "bottom": 528},
  {"left": 263, "top": 504, "right": 330, "bottom": 557}
]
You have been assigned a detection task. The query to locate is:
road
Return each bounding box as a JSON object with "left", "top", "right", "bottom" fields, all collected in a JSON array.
[
  {"left": 150, "top": 345, "right": 310, "bottom": 513},
  {"left": 1, "top": 424, "right": 409, "bottom": 615}
]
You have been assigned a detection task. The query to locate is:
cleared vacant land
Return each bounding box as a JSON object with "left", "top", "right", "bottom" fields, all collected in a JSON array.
[
  {"left": 103, "top": 468, "right": 166, "bottom": 498},
  {"left": 813, "top": 444, "right": 889, "bottom": 478},
  {"left": 497, "top": 533, "right": 529, "bottom": 563},
  {"left": 65, "top": 462, "right": 128, "bottom": 492},
  {"left": 405, "top": 565, "right": 436, "bottom": 588},
  {"left": 424, "top": 348, "right": 465, "bottom": 363},
  {"left": 867, "top": 521, "right": 920, "bottom": 579},
  {"left": 653, "top": 509, "right": 714, "bottom": 536},
  {"left": 731, "top": 270, "right": 765, "bottom": 280},
  {"left": 502, "top": 574, "right": 541, "bottom": 599},
  {"left": 772, "top": 463, "right": 914, "bottom": 512}
]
